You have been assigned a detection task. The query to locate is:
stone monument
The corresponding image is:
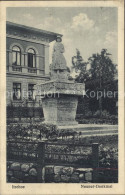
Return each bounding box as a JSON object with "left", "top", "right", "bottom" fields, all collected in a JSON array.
[{"left": 36, "top": 36, "right": 85, "bottom": 126}]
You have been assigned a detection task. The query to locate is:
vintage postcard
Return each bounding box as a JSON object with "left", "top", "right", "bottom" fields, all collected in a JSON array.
[{"left": 0, "top": 0, "right": 124, "bottom": 195}]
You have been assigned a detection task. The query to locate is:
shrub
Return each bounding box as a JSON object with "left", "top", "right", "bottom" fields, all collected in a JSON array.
[
  {"left": 99, "top": 144, "right": 118, "bottom": 168},
  {"left": 101, "top": 110, "right": 110, "bottom": 118},
  {"left": 85, "top": 111, "right": 93, "bottom": 117},
  {"left": 92, "top": 110, "right": 110, "bottom": 118},
  {"left": 58, "top": 129, "right": 77, "bottom": 139},
  {"left": 7, "top": 123, "right": 59, "bottom": 141},
  {"left": 93, "top": 110, "right": 101, "bottom": 117}
]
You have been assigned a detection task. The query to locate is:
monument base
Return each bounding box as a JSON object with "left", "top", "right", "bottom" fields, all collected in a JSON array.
[{"left": 42, "top": 94, "right": 78, "bottom": 126}]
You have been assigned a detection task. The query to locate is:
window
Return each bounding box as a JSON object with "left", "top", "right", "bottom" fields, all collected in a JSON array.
[
  {"left": 28, "top": 84, "right": 35, "bottom": 100},
  {"left": 28, "top": 49, "right": 36, "bottom": 68},
  {"left": 13, "top": 83, "right": 21, "bottom": 100},
  {"left": 12, "top": 46, "right": 21, "bottom": 66}
]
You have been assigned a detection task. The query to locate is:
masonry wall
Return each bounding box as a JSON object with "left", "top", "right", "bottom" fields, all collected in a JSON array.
[{"left": 7, "top": 161, "right": 93, "bottom": 183}]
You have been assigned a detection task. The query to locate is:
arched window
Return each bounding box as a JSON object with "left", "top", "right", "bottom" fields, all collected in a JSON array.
[
  {"left": 28, "top": 48, "right": 36, "bottom": 68},
  {"left": 12, "top": 46, "right": 21, "bottom": 66}
]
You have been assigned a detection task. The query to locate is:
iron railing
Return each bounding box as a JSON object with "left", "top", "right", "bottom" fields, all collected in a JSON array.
[{"left": 7, "top": 140, "right": 99, "bottom": 182}]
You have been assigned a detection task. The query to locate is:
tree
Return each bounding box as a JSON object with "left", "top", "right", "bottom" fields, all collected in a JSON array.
[
  {"left": 88, "top": 49, "right": 117, "bottom": 115},
  {"left": 88, "top": 49, "right": 117, "bottom": 86},
  {"left": 72, "top": 48, "right": 118, "bottom": 116},
  {"left": 72, "top": 49, "right": 89, "bottom": 83}
]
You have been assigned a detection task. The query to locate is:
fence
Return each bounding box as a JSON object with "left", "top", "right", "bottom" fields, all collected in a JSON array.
[{"left": 7, "top": 140, "right": 99, "bottom": 183}]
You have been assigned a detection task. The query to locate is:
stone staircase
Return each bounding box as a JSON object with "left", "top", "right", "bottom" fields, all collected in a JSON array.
[{"left": 58, "top": 124, "right": 118, "bottom": 137}]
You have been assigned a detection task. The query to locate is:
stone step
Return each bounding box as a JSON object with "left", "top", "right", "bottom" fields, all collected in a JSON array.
[
  {"left": 81, "top": 132, "right": 118, "bottom": 137},
  {"left": 60, "top": 130, "right": 117, "bottom": 138},
  {"left": 77, "top": 128, "right": 118, "bottom": 135},
  {"left": 57, "top": 124, "right": 118, "bottom": 138},
  {"left": 58, "top": 124, "right": 118, "bottom": 131}
]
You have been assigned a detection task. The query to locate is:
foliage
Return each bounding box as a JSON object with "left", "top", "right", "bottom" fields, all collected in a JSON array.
[
  {"left": 98, "top": 144, "right": 118, "bottom": 182},
  {"left": 7, "top": 123, "right": 57, "bottom": 140},
  {"left": 7, "top": 123, "right": 79, "bottom": 141},
  {"left": 84, "top": 111, "right": 93, "bottom": 117},
  {"left": 99, "top": 144, "right": 118, "bottom": 168},
  {"left": 76, "top": 110, "right": 118, "bottom": 124},
  {"left": 93, "top": 110, "right": 110, "bottom": 117},
  {"left": 77, "top": 117, "right": 118, "bottom": 125},
  {"left": 79, "top": 134, "right": 118, "bottom": 170},
  {"left": 72, "top": 48, "right": 118, "bottom": 115},
  {"left": 72, "top": 49, "right": 89, "bottom": 83},
  {"left": 72, "top": 48, "right": 117, "bottom": 85},
  {"left": 88, "top": 49, "right": 117, "bottom": 84}
]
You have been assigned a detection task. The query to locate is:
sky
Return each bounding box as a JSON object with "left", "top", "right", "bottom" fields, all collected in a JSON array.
[{"left": 7, "top": 7, "right": 118, "bottom": 71}]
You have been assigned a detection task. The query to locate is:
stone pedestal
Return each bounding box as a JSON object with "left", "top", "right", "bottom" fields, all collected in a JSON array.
[
  {"left": 36, "top": 80, "right": 85, "bottom": 126},
  {"left": 42, "top": 95, "right": 78, "bottom": 126}
]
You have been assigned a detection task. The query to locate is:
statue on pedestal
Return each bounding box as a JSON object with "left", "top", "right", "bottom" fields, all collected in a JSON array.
[
  {"left": 50, "top": 36, "right": 69, "bottom": 81},
  {"left": 37, "top": 35, "right": 85, "bottom": 126},
  {"left": 51, "top": 36, "right": 67, "bottom": 70}
]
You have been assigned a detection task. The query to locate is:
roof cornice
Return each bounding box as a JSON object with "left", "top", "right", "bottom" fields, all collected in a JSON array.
[{"left": 6, "top": 21, "right": 63, "bottom": 43}]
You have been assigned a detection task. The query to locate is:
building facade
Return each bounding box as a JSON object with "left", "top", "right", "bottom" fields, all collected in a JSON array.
[
  {"left": 6, "top": 21, "right": 62, "bottom": 105},
  {"left": 6, "top": 21, "right": 62, "bottom": 119}
]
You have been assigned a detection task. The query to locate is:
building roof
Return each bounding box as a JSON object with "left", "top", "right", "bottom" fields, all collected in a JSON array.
[{"left": 6, "top": 21, "right": 63, "bottom": 43}]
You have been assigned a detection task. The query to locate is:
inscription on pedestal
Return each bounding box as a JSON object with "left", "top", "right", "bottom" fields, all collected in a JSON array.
[{"left": 42, "top": 95, "right": 78, "bottom": 126}]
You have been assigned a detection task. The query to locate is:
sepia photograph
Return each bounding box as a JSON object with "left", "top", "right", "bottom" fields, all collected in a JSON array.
[{"left": 0, "top": 0, "right": 124, "bottom": 195}]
